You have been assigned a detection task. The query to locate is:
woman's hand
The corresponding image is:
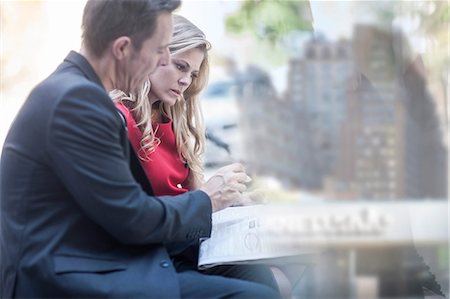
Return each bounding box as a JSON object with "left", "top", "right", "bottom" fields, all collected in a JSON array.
[
  {"left": 199, "top": 163, "right": 252, "bottom": 212},
  {"left": 232, "top": 189, "right": 267, "bottom": 207}
]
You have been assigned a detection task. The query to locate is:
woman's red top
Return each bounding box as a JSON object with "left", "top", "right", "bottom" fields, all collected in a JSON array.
[{"left": 116, "top": 103, "right": 189, "bottom": 196}]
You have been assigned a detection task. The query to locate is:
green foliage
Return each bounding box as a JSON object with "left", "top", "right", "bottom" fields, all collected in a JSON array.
[
  {"left": 431, "top": 2, "right": 449, "bottom": 27},
  {"left": 437, "top": 3, "right": 449, "bottom": 22},
  {"left": 225, "top": 0, "right": 313, "bottom": 44},
  {"left": 369, "top": 0, "right": 449, "bottom": 86}
]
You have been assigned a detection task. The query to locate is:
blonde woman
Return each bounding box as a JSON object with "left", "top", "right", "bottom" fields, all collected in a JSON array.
[
  {"left": 112, "top": 15, "right": 280, "bottom": 298},
  {"left": 112, "top": 14, "right": 209, "bottom": 196}
]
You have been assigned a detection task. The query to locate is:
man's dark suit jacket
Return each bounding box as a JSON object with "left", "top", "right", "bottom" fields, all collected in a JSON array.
[{"left": 0, "top": 51, "right": 212, "bottom": 298}]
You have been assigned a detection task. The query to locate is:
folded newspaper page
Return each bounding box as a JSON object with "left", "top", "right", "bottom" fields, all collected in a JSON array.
[{"left": 197, "top": 205, "right": 315, "bottom": 269}]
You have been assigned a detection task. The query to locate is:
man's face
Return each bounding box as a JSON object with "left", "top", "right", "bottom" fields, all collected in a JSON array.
[{"left": 118, "top": 12, "right": 172, "bottom": 94}]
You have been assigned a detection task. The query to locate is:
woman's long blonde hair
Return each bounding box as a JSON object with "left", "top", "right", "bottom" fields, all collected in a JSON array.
[{"left": 110, "top": 15, "right": 211, "bottom": 185}]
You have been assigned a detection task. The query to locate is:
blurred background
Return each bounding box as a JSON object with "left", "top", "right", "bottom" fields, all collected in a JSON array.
[{"left": 1, "top": 1, "right": 448, "bottom": 298}]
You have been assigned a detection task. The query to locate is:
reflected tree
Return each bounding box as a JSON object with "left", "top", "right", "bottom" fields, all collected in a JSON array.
[{"left": 225, "top": 0, "right": 313, "bottom": 45}]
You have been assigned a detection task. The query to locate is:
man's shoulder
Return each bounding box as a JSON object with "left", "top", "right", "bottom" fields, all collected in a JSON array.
[
  {"left": 41, "top": 67, "right": 104, "bottom": 99},
  {"left": 30, "top": 65, "right": 111, "bottom": 114}
]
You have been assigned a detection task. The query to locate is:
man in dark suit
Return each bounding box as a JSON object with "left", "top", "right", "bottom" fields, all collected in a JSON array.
[{"left": 0, "top": 1, "right": 280, "bottom": 298}]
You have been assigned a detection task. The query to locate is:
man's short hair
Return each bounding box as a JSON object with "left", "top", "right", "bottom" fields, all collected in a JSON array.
[{"left": 82, "top": 0, "right": 180, "bottom": 57}]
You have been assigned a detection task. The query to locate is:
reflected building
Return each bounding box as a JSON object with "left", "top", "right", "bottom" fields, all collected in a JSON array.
[
  {"left": 236, "top": 24, "right": 448, "bottom": 299},
  {"left": 331, "top": 25, "right": 448, "bottom": 199},
  {"left": 290, "top": 38, "right": 352, "bottom": 189},
  {"left": 332, "top": 24, "right": 405, "bottom": 199},
  {"left": 401, "top": 55, "right": 448, "bottom": 198},
  {"left": 240, "top": 37, "right": 353, "bottom": 190},
  {"left": 238, "top": 66, "right": 281, "bottom": 178},
  {"left": 239, "top": 24, "right": 447, "bottom": 200}
]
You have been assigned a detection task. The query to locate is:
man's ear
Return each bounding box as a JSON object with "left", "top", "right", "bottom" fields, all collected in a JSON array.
[{"left": 112, "top": 36, "right": 132, "bottom": 60}]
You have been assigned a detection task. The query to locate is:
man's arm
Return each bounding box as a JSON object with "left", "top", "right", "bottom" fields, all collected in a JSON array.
[{"left": 48, "top": 84, "right": 212, "bottom": 244}]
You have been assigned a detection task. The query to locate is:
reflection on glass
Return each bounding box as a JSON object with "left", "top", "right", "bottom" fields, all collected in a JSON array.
[{"left": 201, "top": 1, "right": 448, "bottom": 298}]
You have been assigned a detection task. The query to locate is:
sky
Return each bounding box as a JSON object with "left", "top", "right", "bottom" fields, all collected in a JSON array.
[{"left": 310, "top": 1, "right": 357, "bottom": 40}]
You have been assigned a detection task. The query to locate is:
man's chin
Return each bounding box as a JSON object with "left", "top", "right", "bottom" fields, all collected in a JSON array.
[
  {"left": 147, "top": 65, "right": 159, "bottom": 76},
  {"left": 129, "top": 81, "right": 146, "bottom": 95}
]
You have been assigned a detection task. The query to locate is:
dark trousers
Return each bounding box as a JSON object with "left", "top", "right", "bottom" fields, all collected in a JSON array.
[
  {"left": 178, "top": 265, "right": 281, "bottom": 299},
  {"left": 171, "top": 246, "right": 281, "bottom": 299}
]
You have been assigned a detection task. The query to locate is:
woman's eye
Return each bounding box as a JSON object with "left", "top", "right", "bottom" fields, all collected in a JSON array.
[
  {"left": 175, "top": 63, "right": 185, "bottom": 71},
  {"left": 191, "top": 73, "right": 198, "bottom": 79}
]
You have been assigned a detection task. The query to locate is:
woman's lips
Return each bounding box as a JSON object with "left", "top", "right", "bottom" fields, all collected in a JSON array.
[{"left": 170, "top": 89, "right": 181, "bottom": 97}]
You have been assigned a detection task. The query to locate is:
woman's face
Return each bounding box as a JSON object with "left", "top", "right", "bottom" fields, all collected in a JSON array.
[{"left": 148, "top": 48, "right": 204, "bottom": 106}]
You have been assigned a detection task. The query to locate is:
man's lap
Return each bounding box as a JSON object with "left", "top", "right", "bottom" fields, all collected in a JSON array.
[{"left": 177, "top": 269, "right": 281, "bottom": 299}]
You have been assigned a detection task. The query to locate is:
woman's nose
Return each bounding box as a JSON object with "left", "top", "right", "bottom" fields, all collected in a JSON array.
[{"left": 178, "top": 75, "right": 191, "bottom": 87}]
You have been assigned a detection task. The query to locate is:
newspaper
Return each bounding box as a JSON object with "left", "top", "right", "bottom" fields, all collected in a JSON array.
[
  {"left": 197, "top": 205, "right": 310, "bottom": 269},
  {"left": 197, "top": 201, "right": 448, "bottom": 269}
]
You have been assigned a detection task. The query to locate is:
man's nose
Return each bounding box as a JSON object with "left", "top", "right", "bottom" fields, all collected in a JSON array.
[{"left": 159, "top": 48, "right": 170, "bottom": 67}]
